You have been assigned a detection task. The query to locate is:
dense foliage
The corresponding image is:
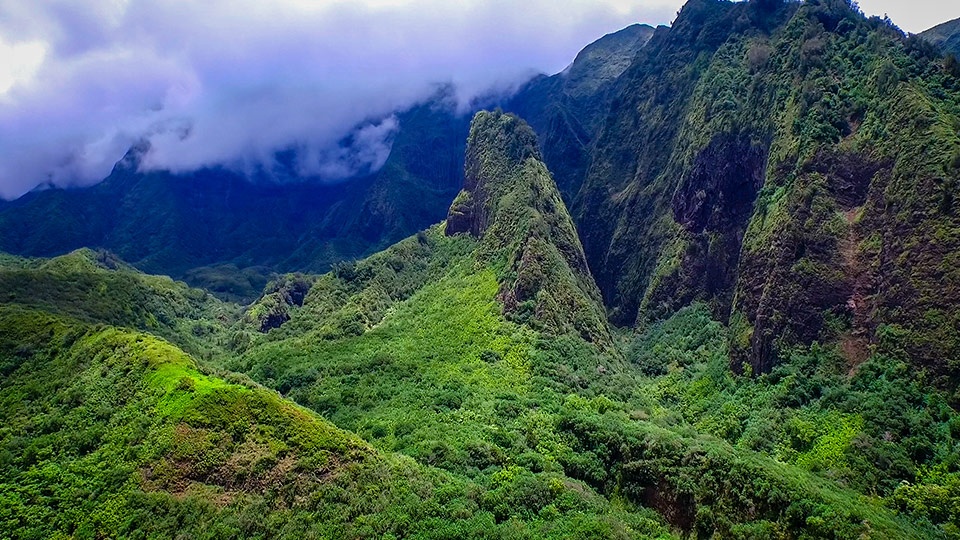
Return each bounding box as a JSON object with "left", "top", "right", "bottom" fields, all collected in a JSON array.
[
  {"left": 447, "top": 111, "right": 612, "bottom": 348},
  {"left": 3, "top": 1, "right": 960, "bottom": 538},
  {"left": 565, "top": 0, "right": 960, "bottom": 389}
]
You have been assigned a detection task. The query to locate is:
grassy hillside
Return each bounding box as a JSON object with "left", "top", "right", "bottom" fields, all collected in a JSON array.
[
  {"left": 231, "top": 243, "right": 938, "bottom": 537},
  {"left": 0, "top": 307, "right": 684, "bottom": 539},
  {"left": 0, "top": 248, "right": 239, "bottom": 363},
  {"left": 1, "top": 243, "right": 945, "bottom": 537}
]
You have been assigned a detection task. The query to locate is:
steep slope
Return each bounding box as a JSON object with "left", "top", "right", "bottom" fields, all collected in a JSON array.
[
  {"left": 224, "top": 111, "right": 936, "bottom": 538},
  {"left": 446, "top": 111, "right": 612, "bottom": 347},
  {"left": 573, "top": 0, "right": 794, "bottom": 326},
  {"left": 922, "top": 17, "right": 960, "bottom": 57},
  {"left": 506, "top": 24, "right": 655, "bottom": 199},
  {"left": 571, "top": 0, "right": 960, "bottom": 384},
  {"left": 346, "top": 96, "right": 470, "bottom": 245}
]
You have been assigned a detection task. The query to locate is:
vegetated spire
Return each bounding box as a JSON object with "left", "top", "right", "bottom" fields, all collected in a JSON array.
[
  {"left": 445, "top": 110, "right": 541, "bottom": 238},
  {"left": 446, "top": 110, "right": 613, "bottom": 349}
]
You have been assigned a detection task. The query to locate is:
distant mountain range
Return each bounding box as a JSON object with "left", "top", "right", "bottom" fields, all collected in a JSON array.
[
  {"left": 0, "top": 26, "right": 653, "bottom": 302},
  {"left": 921, "top": 16, "right": 960, "bottom": 56}
]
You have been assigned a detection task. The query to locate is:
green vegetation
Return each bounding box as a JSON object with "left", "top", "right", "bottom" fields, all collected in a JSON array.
[
  {"left": 0, "top": 307, "right": 680, "bottom": 539},
  {"left": 631, "top": 304, "right": 960, "bottom": 536},
  {"left": 0, "top": 248, "right": 238, "bottom": 363},
  {"left": 220, "top": 113, "right": 946, "bottom": 538},
  {"left": 921, "top": 17, "right": 960, "bottom": 58},
  {"left": 4, "top": 1, "right": 960, "bottom": 538},
  {"left": 448, "top": 111, "right": 612, "bottom": 348},
  {"left": 226, "top": 245, "right": 940, "bottom": 537},
  {"left": 566, "top": 0, "right": 960, "bottom": 389},
  {"left": 3, "top": 244, "right": 950, "bottom": 537}
]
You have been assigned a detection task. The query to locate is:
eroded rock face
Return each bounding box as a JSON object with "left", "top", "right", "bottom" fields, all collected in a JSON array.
[
  {"left": 444, "top": 186, "right": 483, "bottom": 237},
  {"left": 640, "top": 134, "right": 768, "bottom": 323},
  {"left": 672, "top": 133, "right": 768, "bottom": 234},
  {"left": 804, "top": 148, "right": 890, "bottom": 209},
  {"left": 247, "top": 274, "right": 314, "bottom": 333},
  {"left": 445, "top": 111, "right": 542, "bottom": 239},
  {"left": 729, "top": 148, "right": 897, "bottom": 377}
]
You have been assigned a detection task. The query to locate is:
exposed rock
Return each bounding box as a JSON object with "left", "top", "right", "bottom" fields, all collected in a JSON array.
[
  {"left": 246, "top": 274, "right": 314, "bottom": 332},
  {"left": 672, "top": 133, "right": 767, "bottom": 234}
]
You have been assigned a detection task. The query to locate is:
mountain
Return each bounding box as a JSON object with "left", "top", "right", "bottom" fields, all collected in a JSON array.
[
  {"left": 0, "top": 24, "right": 651, "bottom": 303},
  {"left": 0, "top": 97, "right": 469, "bottom": 302},
  {"left": 921, "top": 17, "right": 960, "bottom": 56},
  {"left": 446, "top": 111, "right": 612, "bottom": 347},
  {"left": 4, "top": 110, "right": 947, "bottom": 538},
  {"left": 6, "top": 0, "right": 960, "bottom": 537},
  {"left": 565, "top": 0, "right": 960, "bottom": 387},
  {"left": 506, "top": 24, "right": 655, "bottom": 199},
  {"left": 224, "top": 112, "right": 937, "bottom": 538}
]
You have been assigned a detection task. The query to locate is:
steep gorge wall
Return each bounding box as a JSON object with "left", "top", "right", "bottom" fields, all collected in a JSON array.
[{"left": 565, "top": 0, "right": 960, "bottom": 383}]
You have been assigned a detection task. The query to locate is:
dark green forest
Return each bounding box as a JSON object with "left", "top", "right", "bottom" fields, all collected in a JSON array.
[{"left": 3, "top": 0, "right": 960, "bottom": 538}]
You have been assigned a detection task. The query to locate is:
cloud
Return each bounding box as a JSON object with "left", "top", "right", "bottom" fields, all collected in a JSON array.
[
  {"left": 0, "top": 0, "right": 679, "bottom": 199},
  {"left": 852, "top": 0, "right": 960, "bottom": 34}
]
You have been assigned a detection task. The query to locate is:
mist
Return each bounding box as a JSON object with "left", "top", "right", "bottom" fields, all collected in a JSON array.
[
  {"left": 1, "top": 0, "right": 957, "bottom": 200},
  {"left": 0, "top": 0, "right": 679, "bottom": 200}
]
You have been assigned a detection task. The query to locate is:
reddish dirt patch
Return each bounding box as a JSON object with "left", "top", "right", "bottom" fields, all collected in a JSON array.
[{"left": 839, "top": 208, "right": 873, "bottom": 375}]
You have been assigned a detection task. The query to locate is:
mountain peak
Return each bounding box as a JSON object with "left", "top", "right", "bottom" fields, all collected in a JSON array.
[
  {"left": 563, "top": 23, "right": 655, "bottom": 98},
  {"left": 445, "top": 110, "right": 541, "bottom": 237},
  {"left": 446, "top": 110, "right": 612, "bottom": 347},
  {"left": 920, "top": 16, "right": 960, "bottom": 56}
]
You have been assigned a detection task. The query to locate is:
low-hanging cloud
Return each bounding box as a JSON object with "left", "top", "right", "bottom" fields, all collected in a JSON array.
[{"left": 0, "top": 0, "right": 680, "bottom": 200}]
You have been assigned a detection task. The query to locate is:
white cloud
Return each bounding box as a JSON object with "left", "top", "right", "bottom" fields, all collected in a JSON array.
[
  {"left": 854, "top": 0, "right": 960, "bottom": 34},
  {"left": 0, "top": 0, "right": 678, "bottom": 199},
  {"left": 0, "top": 0, "right": 955, "bottom": 199},
  {"left": 0, "top": 38, "right": 46, "bottom": 94}
]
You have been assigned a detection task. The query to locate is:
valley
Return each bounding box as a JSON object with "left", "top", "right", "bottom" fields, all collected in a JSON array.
[{"left": 3, "top": 0, "right": 960, "bottom": 538}]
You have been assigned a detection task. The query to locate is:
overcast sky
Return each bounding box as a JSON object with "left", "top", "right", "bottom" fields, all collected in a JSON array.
[{"left": 0, "top": 0, "right": 958, "bottom": 200}]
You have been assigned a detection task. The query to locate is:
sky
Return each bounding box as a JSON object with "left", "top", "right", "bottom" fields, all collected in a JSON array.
[{"left": 0, "top": 0, "right": 957, "bottom": 200}]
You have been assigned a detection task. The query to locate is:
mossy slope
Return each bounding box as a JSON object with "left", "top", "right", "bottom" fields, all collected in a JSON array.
[
  {"left": 566, "top": 0, "right": 960, "bottom": 382},
  {"left": 447, "top": 111, "right": 612, "bottom": 348}
]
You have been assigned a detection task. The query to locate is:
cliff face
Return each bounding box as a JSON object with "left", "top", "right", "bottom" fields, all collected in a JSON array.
[
  {"left": 447, "top": 111, "right": 612, "bottom": 348},
  {"left": 556, "top": 0, "right": 960, "bottom": 383}
]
